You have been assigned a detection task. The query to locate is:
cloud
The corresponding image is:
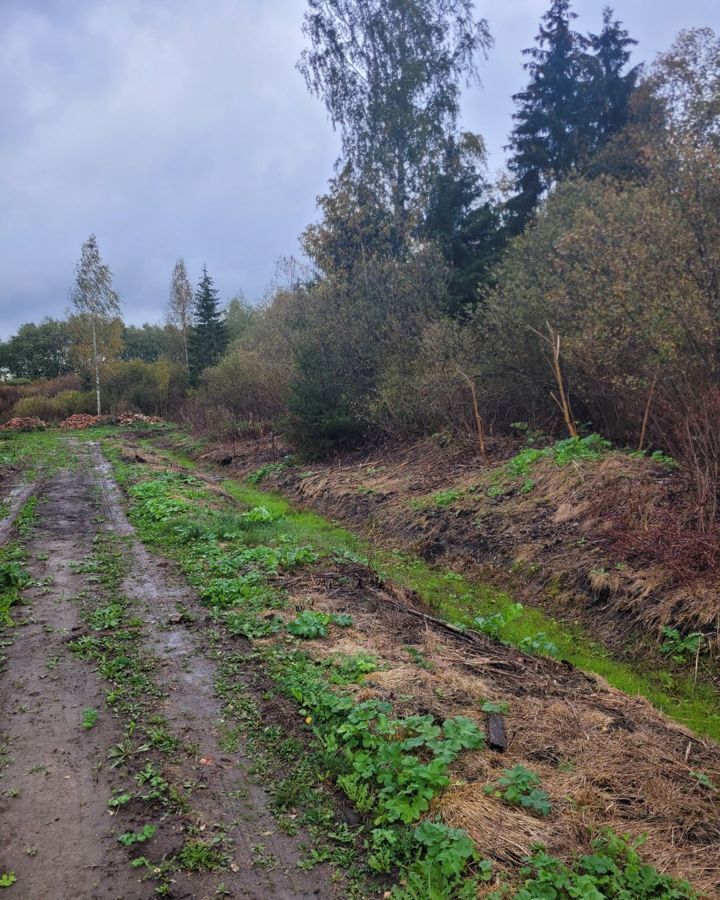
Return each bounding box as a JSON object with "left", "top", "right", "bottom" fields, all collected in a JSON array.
[
  {"left": 0, "top": 0, "right": 338, "bottom": 335},
  {"left": 0, "top": 0, "right": 718, "bottom": 337}
]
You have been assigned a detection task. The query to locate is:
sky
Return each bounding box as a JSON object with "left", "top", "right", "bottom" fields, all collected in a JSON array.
[{"left": 0, "top": 0, "right": 718, "bottom": 338}]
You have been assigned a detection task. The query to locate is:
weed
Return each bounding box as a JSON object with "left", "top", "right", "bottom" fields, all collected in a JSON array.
[
  {"left": 89, "top": 601, "right": 126, "bottom": 630},
  {"left": 177, "top": 838, "right": 227, "bottom": 872},
  {"left": 389, "top": 821, "right": 492, "bottom": 898},
  {"left": 0, "top": 873, "right": 16, "bottom": 888},
  {"left": 118, "top": 824, "right": 157, "bottom": 846},
  {"left": 660, "top": 627, "right": 703, "bottom": 665},
  {"left": 405, "top": 646, "right": 434, "bottom": 670},
  {"left": 81, "top": 707, "right": 99, "bottom": 729},
  {"left": 0, "top": 546, "right": 31, "bottom": 626},
  {"left": 504, "top": 829, "right": 697, "bottom": 899},
  {"left": 247, "top": 462, "right": 288, "bottom": 485},
  {"left": 485, "top": 765, "right": 551, "bottom": 817},
  {"left": 251, "top": 843, "right": 278, "bottom": 869},
  {"left": 689, "top": 770, "right": 717, "bottom": 791},
  {"left": 145, "top": 725, "right": 179, "bottom": 753},
  {"left": 410, "top": 489, "right": 464, "bottom": 510},
  {"left": 474, "top": 603, "right": 524, "bottom": 639},
  {"left": 287, "top": 611, "right": 352, "bottom": 639},
  {"left": 517, "top": 632, "right": 559, "bottom": 658},
  {"left": 480, "top": 700, "right": 509, "bottom": 714}
]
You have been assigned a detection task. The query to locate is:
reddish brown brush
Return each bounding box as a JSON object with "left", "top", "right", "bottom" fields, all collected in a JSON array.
[{"left": 607, "top": 507, "right": 720, "bottom": 581}]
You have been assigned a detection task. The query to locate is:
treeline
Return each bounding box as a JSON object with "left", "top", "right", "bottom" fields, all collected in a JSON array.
[
  {"left": 194, "top": 10, "right": 719, "bottom": 455},
  {"left": 0, "top": 245, "right": 252, "bottom": 420},
  {"left": 4, "top": 3, "right": 720, "bottom": 525},
  {"left": 192, "top": 6, "right": 720, "bottom": 527}
]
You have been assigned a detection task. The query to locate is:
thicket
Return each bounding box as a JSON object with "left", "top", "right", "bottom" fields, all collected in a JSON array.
[{"left": 178, "top": 21, "right": 720, "bottom": 541}]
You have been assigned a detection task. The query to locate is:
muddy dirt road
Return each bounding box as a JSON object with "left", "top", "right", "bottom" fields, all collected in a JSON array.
[
  {"left": 2, "top": 429, "right": 720, "bottom": 900},
  {"left": 0, "top": 440, "right": 334, "bottom": 899}
]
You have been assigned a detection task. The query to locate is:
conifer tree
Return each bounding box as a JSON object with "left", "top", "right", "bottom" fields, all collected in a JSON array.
[
  {"left": 585, "top": 8, "right": 639, "bottom": 151},
  {"left": 506, "top": 2, "right": 638, "bottom": 231},
  {"left": 189, "top": 265, "right": 227, "bottom": 381},
  {"left": 423, "top": 134, "right": 505, "bottom": 315},
  {"left": 506, "top": 0, "right": 587, "bottom": 231}
]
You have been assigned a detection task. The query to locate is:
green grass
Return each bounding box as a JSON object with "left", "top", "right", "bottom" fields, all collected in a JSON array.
[
  {"left": 0, "top": 428, "right": 72, "bottom": 478},
  {"left": 137, "top": 437, "right": 720, "bottom": 742}
]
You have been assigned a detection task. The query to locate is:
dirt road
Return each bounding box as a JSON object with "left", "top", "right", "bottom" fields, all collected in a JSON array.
[{"left": 0, "top": 440, "right": 334, "bottom": 899}]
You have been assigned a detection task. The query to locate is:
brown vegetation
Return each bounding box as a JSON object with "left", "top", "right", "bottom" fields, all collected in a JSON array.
[{"left": 278, "top": 560, "right": 720, "bottom": 895}]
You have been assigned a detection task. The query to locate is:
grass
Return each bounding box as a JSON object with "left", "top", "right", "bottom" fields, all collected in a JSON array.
[
  {"left": 100, "top": 432, "right": 706, "bottom": 898},
  {"left": 136, "top": 436, "right": 720, "bottom": 741},
  {"left": 1, "top": 427, "right": 713, "bottom": 893},
  {"left": 0, "top": 428, "right": 72, "bottom": 478}
]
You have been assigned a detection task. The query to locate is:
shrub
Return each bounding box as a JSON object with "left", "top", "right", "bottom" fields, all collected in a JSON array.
[
  {"left": 12, "top": 395, "right": 58, "bottom": 421},
  {"left": 11, "top": 388, "right": 95, "bottom": 422},
  {"left": 52, "top": 389, "right": 95, "bottom": 417}
]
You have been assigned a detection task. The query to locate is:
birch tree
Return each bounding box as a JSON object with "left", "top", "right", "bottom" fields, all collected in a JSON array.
[
  {"left": 69, "top": 234, "right": 121, "bottom": 415},
  {"left": 298, "top": 0, "right": 491, "bottom": 241},
  {"left": 167, "top": 258, "right": 193, "bottom": 371}
]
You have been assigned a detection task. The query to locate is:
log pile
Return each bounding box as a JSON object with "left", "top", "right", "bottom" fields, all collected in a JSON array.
[
  {"left": 116, "top": 413, "right": 163, "bottom": 425},
  {"left": 1, "top": 417, "right": 47, "bottom": 431},
  {"left": 59, "top": 412, "right": 164, "bottom": 429},
  {"left": 59, "top": 414, "right": 107, "bottom": 429}
]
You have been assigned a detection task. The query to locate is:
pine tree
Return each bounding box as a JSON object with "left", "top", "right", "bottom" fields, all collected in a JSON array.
[
  {"left": 189, "top": 265, "right": 227, "bottom": 381},
  {"left": 506, "top": 0, "right": 588, "bottom": 231}
]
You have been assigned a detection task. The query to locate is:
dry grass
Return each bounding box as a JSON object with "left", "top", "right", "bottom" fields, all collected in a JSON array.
[
  {"left": 269, "top": 442, "right": 720, "bottom": 655},
  {"left": 288, "top": 567, "right": 720, "bottom": 896}
]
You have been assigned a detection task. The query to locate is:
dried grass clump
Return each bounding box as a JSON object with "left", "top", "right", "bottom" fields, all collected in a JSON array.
[{"left": 439, "top": 786, "right": 549, "bottom": 867}]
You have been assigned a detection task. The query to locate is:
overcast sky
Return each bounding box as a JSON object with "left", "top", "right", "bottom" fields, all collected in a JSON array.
[{"left": 1, "top": 0, "right": 718, "bottom": 338}]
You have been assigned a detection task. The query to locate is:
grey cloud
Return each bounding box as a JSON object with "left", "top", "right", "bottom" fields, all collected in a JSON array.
[{"left": 0, "top": 0, "right": 718, "bottom": 337}]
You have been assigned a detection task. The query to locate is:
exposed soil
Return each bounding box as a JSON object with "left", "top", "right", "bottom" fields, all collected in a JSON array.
[
  {"left": 0, "top": 464, "right": 142, "bottom": 898},
  {"left": 0, "top": 441, "right": 337, "bottom": 899}
]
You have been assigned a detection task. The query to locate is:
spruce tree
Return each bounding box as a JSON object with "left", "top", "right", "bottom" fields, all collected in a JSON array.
[
  {"left": 585, "top": 8, "right": 639, "bottom": 151},
  {"left": 506, "top": 0, "right": 587, "bottom": 231},
  {"left": 507, "top": 2, "right": 638, "bottom": 232},
  {"left": 189, "top": 265, "right": 227, "bottom": 381},
  {"left": 423, "top": 134, "right": 505, "bottom": 316}
]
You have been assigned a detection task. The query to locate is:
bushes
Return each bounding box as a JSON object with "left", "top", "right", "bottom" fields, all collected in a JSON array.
[
  {"left": 12, "top": 390, "right": 95, "bottom": 422},
  {"left": 103, "top": 359, "right": 186, "bottom": 416},
  {"left": 197, "top": 347, "right": 290, "bottom": 428},
  {"left": 5, "top": 359, "right": 186, "bottom": 424},
  {"left": 53, "top": 390, "right": 96, "bottom": 417},
  {"left": 282, "top": 346, "right": 367, "bottom": 459},
  {"left": 12, "top": 395, "right": 61, "bottom": 422},
  {"left": 0, "top": 386, "right": 22, "bottom": 422}
]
